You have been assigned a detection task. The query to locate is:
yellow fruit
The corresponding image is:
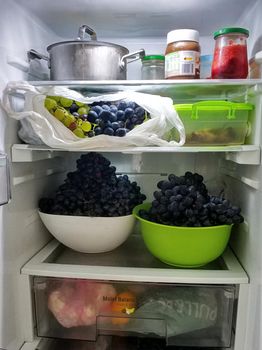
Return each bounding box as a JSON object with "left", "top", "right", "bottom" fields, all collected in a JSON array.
[
  {"left": 77, "top": 107, "right": 89, "bottom": 115},
  {"left": 73, "top": 128, "right": 85, "bottom": 138},
  {"left": 75, "top": 100, "right": 85, "bottom": 107},
  {"left": 60, "top": 97, "right": 73, "bottom": 108},
  {"left": 81, "top": 121, "right": 92, "bottom": 132},
  {"left": 63, "top": 114, "right": 76, "bottom": 127},
  {"left": 111, "top": 292, "right": 136, "bottom": 325},
  {"left": 54, "top": 108, "right": 66, "bottom": 121},
  {"left": 45, "top": 97, "right": 57, "bottom": 111},
  {"left": 48, "top": 95, "right": 60, "bottom": 102}
]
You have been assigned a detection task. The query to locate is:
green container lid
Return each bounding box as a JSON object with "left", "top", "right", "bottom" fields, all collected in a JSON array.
[
  {"left": 174, "top": 101, "right": 253, "bottom": 120},
  {"left": 214, "top": 27, "right": 249, "bottom": 39},
  {"left": 142, "top": 55, "right": 165, "bottom": 61}
]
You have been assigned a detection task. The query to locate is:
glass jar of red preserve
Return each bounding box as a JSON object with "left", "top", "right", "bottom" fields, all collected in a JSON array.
[{"left": 211, "top": 27, "right": 249, "bottom": 79}]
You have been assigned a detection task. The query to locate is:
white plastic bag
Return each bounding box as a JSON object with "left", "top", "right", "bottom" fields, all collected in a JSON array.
[{"left": 2, "top": 81, "right": 185, "bottom": 149}]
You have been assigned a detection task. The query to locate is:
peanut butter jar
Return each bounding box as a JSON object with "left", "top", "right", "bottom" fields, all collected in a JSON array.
[{"left": 165, "top": 29, "right": 200, "bottom": 79}]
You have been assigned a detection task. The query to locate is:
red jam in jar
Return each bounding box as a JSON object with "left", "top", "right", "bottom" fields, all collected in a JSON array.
[{"left": 211, "top": 27, "right": 249, "bottom": 79}]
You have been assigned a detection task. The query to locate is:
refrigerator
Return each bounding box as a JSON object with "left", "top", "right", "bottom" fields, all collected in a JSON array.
[{"left": 0, "top": 0, "right": 262, "bottom": 349}]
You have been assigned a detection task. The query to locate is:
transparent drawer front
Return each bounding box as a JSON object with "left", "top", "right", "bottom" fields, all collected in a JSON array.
[
  {"left": 34, "top": 277, "right": 235, "bottom": 348},
  {"left": 36, "top": 336, "right": 231, "bottom": 350}
]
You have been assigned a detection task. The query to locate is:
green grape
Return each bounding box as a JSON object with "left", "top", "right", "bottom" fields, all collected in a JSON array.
[
  {"left": 77, "top": 106, "right": 89, "bottom": 115},
  {"left": 75, "top": 100, "right": 85, "bottom": 107},
  {"left": 73, "top": 128, "right": 85, "bottom": 138},
  {"left": 54, "top": 107, "right": 67, "bottom": 121},
  {"left": 48, "top": 95, "right": 60, "bottom": 102},
  {"left": 63, "top": 114, "right": 76, "bottom": 127},
  {"left": 81, "top": 121, "right": 92, "bottom": 132},
  {"left": 45, "top": 97, "right": 57, "bottom": 111},
  {"left": 60, "top": 97, "right": 73, "bottom": 108}
]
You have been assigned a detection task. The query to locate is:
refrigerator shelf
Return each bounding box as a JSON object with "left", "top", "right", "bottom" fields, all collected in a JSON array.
[
  {"left": 28, "top": 79, "right": 262, "bottom": 100},
  {"left": 11, "top": 144, "right": 260, "bottom": 165},
  {"left": 21, "top": 235, "right": 248, "bottom": 284}
]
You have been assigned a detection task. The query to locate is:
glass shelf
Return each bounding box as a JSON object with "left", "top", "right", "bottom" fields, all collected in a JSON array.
[
  {"left": 21, "top": 235, "right": 248, "bottom": 284},
  {"left": 11, "top": 144, "right": 261, "bottom": 165},
  {"left": 28, "top": 79, "right": 262, "bottom": 100}
]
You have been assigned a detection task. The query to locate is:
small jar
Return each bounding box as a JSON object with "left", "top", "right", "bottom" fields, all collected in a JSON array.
[
  {"left": 200, "top": 55, "right": 213, "bottom": 79},
  {"left": 141, "top": 55, "right": 165, "bottom": 79},
  {"left": 211, "top": 27, "right": 249, "bottom": 79},
  {"left": 165, "top": 29, "right": 200, "bottom": 79},
  {"left": 249, "top": 50, "right": 262, "bottom": 79}
]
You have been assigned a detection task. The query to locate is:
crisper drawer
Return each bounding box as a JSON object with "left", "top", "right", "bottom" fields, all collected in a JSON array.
[{"left": 34, "top": 277, "right": 235, "bottom": 348}]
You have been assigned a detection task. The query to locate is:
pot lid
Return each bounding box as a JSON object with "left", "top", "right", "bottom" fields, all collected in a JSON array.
[
  {"left": 47, "top": 24, "right": 129, "bottom": 53},
  {"left": 47, "top": 40, "right": 129, "bottom": 52}
]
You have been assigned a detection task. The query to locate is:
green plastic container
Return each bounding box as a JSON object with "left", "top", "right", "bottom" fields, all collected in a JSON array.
[
  {"left": 133, "top": 203, "right": 232, "bottom": 268},
  {"left": 169, "top": 100, "right": 253, "bottom": 145}
]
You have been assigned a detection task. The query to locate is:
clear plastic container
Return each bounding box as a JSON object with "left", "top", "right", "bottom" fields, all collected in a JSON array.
[
  {"left": 34, "top": 276, "right": 235, "bottom": 347},
  {"left": 141, "top": 55, "right": 165, "bottom": 79},
  {"left": 167, "top": 101, "right": 253, "bottom": 145},
  {"left": 211, "top": 27, "right": 249, "bottom": 79}
]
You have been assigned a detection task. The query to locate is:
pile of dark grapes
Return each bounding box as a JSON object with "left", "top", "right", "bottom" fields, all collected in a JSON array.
[
  {"left": 85, "top": 100, "right": 149, "bottom": 137},
  {"left": 39, "top": 153, "right": 146, "bottom": 216},
  {"left": 139, "top": 172, "right": 244, "bottom": 227},
  {"left": 45, "top": 96, "right": 149, "bottom": 138}
]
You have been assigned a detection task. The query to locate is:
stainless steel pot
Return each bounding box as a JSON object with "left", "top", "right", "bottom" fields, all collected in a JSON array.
[{"left": 28, "top": 25, "right": 145, "bottom": 80}]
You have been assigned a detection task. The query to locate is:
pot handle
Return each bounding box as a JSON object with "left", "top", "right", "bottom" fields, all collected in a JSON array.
[
  {"left": 27, "top": 49, "right": 51, "bottom": 69},
  {"left": 120, "top": 49, "right": 145, "bottom": 69},
  {"left": 27, "top": 49, "right": 49, "bottom": 62},
  {"left": 77, "top": 25, "right": 97, "bottom": 41}
]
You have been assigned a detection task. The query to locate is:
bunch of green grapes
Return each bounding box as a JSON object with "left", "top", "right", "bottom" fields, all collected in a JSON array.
[{"left": 45, "top": 96, "right": 92, "bottom": 138}]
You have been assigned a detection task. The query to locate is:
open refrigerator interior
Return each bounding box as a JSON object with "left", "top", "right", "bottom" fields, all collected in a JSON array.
[{"left": 0, "top": 0, "right": 262, "bottom": 350}]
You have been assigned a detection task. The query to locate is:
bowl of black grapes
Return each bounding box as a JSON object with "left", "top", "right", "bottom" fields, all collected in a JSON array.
[
  {"left": 38, "top": 153, "right": 146, "bottom": 253},
  {"left": 133, "top": 172, "right": 244, "bottom": 267}
]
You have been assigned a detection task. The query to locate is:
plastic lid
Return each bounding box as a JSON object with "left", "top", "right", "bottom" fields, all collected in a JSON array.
[
  {"left": 167, "top": 29, "right": 199, "bottom": 44},
  {"left": 142, "top": 55, "right": 165, "bottom": 61},
  {"left": 214, "top": 27, "right": 249, "bottom": 39},
  {"left": 174, "top": 101, "right": 253, "bottom": 112}
]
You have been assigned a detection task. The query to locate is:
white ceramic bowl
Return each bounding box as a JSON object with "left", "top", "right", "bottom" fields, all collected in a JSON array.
[{"left": 39, "top": 211, "right": 135, "bottom": 253}]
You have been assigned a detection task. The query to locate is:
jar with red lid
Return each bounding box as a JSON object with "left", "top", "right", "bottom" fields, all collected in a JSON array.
[{"left": 211, "top": 27, "right": 249, "bottom": 79}]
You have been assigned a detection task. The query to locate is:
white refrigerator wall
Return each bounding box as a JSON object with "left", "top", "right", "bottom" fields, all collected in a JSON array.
[
  {"left": 0, "top": 1, "right": 262, "bottom": 350},
  {"left": 0, "top": 1, "right": 64, "bottom": 349}
]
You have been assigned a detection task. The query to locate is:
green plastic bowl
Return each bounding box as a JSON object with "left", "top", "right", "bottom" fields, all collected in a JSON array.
[{"left": 133, "top": 203, "right": 233, "bottom": 268}]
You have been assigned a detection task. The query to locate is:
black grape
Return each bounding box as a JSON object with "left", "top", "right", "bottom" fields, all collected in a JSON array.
[
  {"left": 89, "top": 101, "right": 150, "bottom": 136},
  {"left": 87, "top": 111, "right": 98, "bottom": 123},
  {"left": 39, "top": 153, "right": 146, "bottom": 217},
  {"left": 139, "top": 172, "right": 244, "bottom": 227},
  {"left": 115, "top": 128, "right": 127, "bottom": 137}
]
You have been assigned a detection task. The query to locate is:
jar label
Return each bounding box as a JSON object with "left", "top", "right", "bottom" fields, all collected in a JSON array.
[{"left": 165, "top": 51, "right": 200, "bottom": 78}]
